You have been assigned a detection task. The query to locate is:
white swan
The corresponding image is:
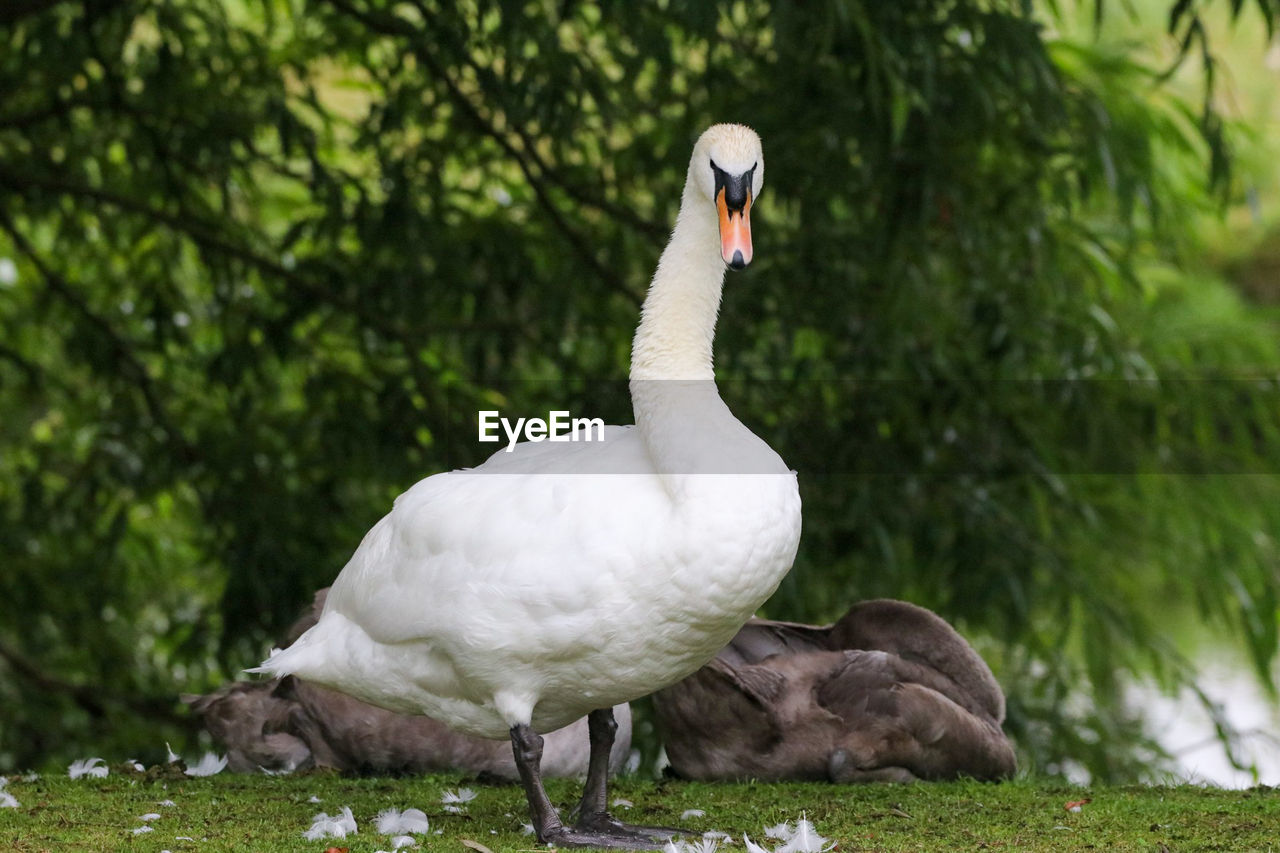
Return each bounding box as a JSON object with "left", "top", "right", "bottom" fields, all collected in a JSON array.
[{"left": 255, "top": 123, "right": 801, "bottom": 849}]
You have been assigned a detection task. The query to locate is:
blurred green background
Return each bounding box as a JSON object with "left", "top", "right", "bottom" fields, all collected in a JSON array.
[{"left": 2, "top": 0, "right": 1280, "bottom": 783}]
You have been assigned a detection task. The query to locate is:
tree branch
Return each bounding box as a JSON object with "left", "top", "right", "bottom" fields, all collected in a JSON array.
[
  {"left": 323, "top": 0, "right": 644, "bottom": 308},
  {"left": 0, "top": 204, "right": 198, "bottom": 463}
]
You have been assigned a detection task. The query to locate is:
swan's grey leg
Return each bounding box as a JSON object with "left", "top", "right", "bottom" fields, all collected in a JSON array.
[
  {"left": 575, "top": 707, "right": 618, "bottom": 823},
  {"left": 510, "top": 721, "right": 659, "bottom": 850},
  {"left": 510, "top": 724, "right": 564, "bottom": 836},
  {"left": 573, "top": 708, "right": 681, "bottom": 844}
]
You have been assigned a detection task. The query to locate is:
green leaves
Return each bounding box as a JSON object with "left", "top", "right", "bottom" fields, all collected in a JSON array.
[{"left": 1, "top": 0, "right": 1277, "bottom": 780}]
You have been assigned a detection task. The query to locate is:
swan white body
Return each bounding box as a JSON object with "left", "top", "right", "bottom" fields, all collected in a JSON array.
[{"left": 257, "top": 124, "right": 801, "bottom": 747}]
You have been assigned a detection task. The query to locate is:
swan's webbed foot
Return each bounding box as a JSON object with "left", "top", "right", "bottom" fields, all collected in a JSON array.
[
  {"left": 575, "top": 811, "right": 682, "bottom": 843},
  {"left": 542, "top": 823, "right": 668, "bottom": 850}
]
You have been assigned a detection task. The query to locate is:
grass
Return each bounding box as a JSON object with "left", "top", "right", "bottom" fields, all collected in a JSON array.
[{"left": 2, "top": 770, "right": 1279, "bottom": 852}]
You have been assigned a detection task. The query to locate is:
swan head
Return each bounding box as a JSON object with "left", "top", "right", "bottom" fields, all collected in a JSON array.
[{"left": 690, "top": 124, "right": 764, "bottom": 270}]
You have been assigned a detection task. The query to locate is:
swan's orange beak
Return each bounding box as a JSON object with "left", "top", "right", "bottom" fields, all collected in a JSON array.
[{"left": 717, "top": 187, "right": 753, "bottom": 270}]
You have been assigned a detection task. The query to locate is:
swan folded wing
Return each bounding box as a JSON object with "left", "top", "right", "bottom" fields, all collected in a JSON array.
[
  {"left": 722, "top": 618, "right": 832, "bottom": 667},
  {"left": 816, "top": 650, "right": 1015, "bottom": 781},
  {"left": 320, "top": 429, "right": 675, "bottom": 663}
]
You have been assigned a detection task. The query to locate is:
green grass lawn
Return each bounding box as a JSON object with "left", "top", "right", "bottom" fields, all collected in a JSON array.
[{"left": 2, "top": 770, "right": 1278, "bottom": 852}]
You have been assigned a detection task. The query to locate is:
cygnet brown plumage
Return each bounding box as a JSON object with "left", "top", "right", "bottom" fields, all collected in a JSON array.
[
  {"left": 186, "top": 589, "right": 632, "bottom": 777},
  {"left": 653, "top": 599, "right": 1016, "bottom": 783}
]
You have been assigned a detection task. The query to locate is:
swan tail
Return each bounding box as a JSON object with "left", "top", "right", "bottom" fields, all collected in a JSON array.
[{"left": 245, "top": 615, "right": 344, "bottom": 681}]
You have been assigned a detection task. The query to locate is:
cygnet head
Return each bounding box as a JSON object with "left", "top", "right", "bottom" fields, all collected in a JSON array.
[{"left": 688, "top": 124, "right": 764, "bottom": 270}]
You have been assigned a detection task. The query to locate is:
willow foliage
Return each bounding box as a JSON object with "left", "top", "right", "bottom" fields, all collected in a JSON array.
[{"left": 1, "top": 0, "right": 1278, "bottom": 779}]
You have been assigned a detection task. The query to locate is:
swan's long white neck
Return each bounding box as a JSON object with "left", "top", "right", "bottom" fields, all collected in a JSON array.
[
  {"left": 630, "top": 174, "right": 726, "bottom": 384},
  {"left": 629, "top": 166, "right": 767, "bottom": 484}
]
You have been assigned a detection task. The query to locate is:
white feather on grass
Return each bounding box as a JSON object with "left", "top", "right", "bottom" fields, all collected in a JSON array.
[
  {"left": 130, "top": 825, "right": 154, "bottom": 835},
  {"left": 0, "top": 791, "right": 19, "bottom": 809},
  {"left": 441, "top": 787, "right": 476, "bottom": 813},
  {"left": 139, "top": 812, "right": 161, "bottom": 821},
  {"left": 158, "top": 799, "right": 176, "bottom": 807},
  {"left": 774, "top": 817, "right": 835, "bottom": 853},
  {"left": 681, "top": 808, "right": 706, "bottom": 820},
  {"left": 184, "top": 752, "right": 227, "bottom": 777},
  {"left": 375, "top": 807, "right": 430, "bottom": 835},
  {"left": 389, "top": 835, "right": 418, "bottom": 849},
  {"left": 764, "top": 822, "right": 793, "bottom": 840},
  {"left": 665, "top": 839, "right": 722, "bottom": 853},
  {"left": 68, "top": 758, "right": 108, "bottom": 779},
  {"left": 742, "top": 835, "right": 771, "bottom": 853},
  {"left": 125, "top": 759, "right": 145, "bottom": 772},
  {"left": 164, "top": 742, "right": 181, "bottom": 763},
  {"left": 303, "top": 806, "right": 358, "bottom": 840}
]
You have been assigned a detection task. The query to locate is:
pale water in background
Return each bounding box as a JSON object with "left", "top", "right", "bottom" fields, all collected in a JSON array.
[{"left": 1135, "top": 654, "right": 1280, "bottom": 787}]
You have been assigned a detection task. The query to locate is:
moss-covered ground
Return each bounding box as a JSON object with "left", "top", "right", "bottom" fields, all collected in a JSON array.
[{"left": 2, "top": 771, "right": 1278, "bottom": 852}]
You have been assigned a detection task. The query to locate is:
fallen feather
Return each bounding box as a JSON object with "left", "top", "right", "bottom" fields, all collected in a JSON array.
[
  {"left": 459, "top": 839, "right": 495, "bottom": 853},
  {"left": 68, "top": 757, "right": 108, "bottom": 779},
  {"left": 126, "top": 759, "right": 145, "bottom": 772},
  {"left": 703, "top": 830, "right": 733, "bottom": 842},
  {"left": 130, "top": 826, "right": 154, "bottom": 835},
  {"left": 743, "top": 835, "right": 771, "bottom": 853},
  {"left": 389, "top": 835, "right": 418, "bottom": 849},
  {"left": 442, "top": 787, "right": 477, "bottom": 814},
  {"left": 775, "top": 817, "right": 835, "bottom": 853},
  {"left": 308, "top": 795, "right": 322, "bottom": 804},
  {"left": 521, "top": 822, "right": 535, "bottom": 835},
  {"left": 612, "top": 798, "right": 635, "bottom": 809},
  {"left": 184, "top": 752, "right": 228, "bottom": 777},
  {"left": 164, "top": 742, "right": 181, "bottom": 764},
  {"left": 158, "top": 799, "right": 176, "bottom": 807},
  {"left": 764, "top": 822, "right": 793, "bottom": 840},
  {"left": 665, "top": 840, "right": 722, "bottom": 853},
  {"left": 304, "top": 807, "right": 358, "bottom": 840},
  {"left": 681, "top": 808, "right": 707, "bottom": 820},
  {"left": 376, "top": 807, "right": 430, "bottom": 835},
  {"left": 139, "top": 812, "right": 161, "bottom": 821},
  {"left": 0, "top": 791, "right": 19, "bottom": 809}
]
